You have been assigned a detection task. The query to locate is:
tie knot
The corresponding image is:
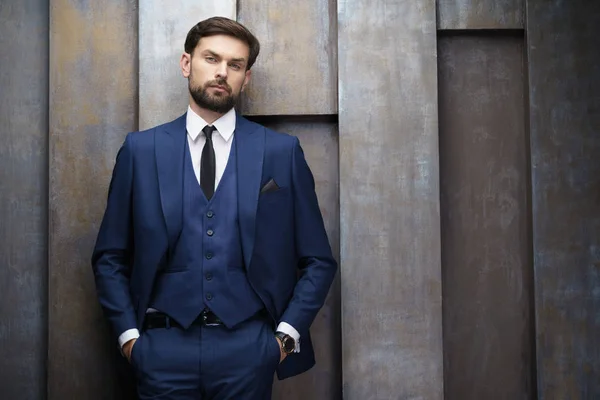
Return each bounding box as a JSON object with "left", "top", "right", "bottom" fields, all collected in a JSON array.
[{"left": 202, "top": 125, "right": 216, "bottom": 140}]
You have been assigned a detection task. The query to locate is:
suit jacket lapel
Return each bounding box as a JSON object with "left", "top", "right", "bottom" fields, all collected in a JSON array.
[
  {"left": 156, "top": 113, "right": 187, "bottom": 248},
  {"left": 235, "top": 114, "right": 264, "bottom": 269}
]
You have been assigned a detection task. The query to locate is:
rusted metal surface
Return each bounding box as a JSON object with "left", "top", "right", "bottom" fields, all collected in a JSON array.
[
  {"left": 0, "top": 1, "right": 48, "bottom": 398},
  {"left": 48, "top": 1, "right": 138, "bottom": 398},
  {"left": 238, "top": 0, "right": 337, "bottom": 116},
  {"left": 247, "top": 117, "right": 341, "bottom": 399},
  {"left": 527, "top": 1, "right": 600, "bottom": 398},
  {"left": 437, "top": 0, "right": 524, "bottom": 30},
  {"left": 438, "top": 34, "right": 534, "bottom": 400},
  {"left": 139, "top": 2, "right": 236, "bottom": 130},
  {"left": 338, "top": 0, "right": 443, "bottom": 398}
]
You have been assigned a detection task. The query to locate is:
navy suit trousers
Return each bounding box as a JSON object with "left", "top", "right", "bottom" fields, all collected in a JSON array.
[{"left": 130, "top": 314, "right": 281, "bottom": 399}]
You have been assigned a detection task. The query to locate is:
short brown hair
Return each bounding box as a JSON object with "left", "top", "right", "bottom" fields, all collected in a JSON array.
[{"left": 184, "top": 17, "right": 260, "bottom": 70}]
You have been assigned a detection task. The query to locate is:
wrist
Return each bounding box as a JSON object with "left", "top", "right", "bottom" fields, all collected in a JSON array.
[
  {"left": 275, "top": 331, "right": 296, "bottom": 354},
  {"left": 122, "top": 338, "right": 136, "bottom": 359}
]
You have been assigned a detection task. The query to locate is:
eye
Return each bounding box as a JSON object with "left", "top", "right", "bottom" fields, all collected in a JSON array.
[
  {"left": 206, "top": 56, "right": 217, "bottom": 63},
  {"left": 230, "top": 64, "right": 241, "bottom": 71}
]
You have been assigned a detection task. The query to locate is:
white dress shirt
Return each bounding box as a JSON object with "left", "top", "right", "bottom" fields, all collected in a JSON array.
[{"left": 118, "top": 106, "right": 300, "bottom": 352}]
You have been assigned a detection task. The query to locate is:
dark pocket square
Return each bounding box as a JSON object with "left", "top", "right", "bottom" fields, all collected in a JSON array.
[{"left": 260, "top": 178, "right": 280, "bottom": 194}]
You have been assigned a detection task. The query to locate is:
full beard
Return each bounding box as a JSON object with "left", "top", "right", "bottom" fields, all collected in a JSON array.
[{"left": 189, "top": 78, "right": 237, "bottom": 114}]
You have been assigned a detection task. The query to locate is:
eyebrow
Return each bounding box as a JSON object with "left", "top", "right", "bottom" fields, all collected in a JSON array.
[{"left": 203, "top": 50, "right": 246, "bottom": 64}]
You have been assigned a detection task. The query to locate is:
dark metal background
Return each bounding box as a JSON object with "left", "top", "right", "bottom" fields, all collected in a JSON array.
[
  {"left": 527, "top": 0, "right": 600, "bottom": 398},
  {"left": 238, "top": 0, "right": 338, "bottom": 115},
  {"left": 0, "top": 0, "right": 598, "bottom": 398},
  {"left": 437, "top": 0, "right": 524, "bottom": 30},
  {"left": 438, "top": 33, "right": 535, "bottom": 400},
  {"left": 48, "top": 0, "right": 138, "bottom": 398},
  {"left": 0, "top": 1, "right": 48, "bottom": 399},
  {"left": 338, "top": 0, "right": 444, "bottom": 398}
]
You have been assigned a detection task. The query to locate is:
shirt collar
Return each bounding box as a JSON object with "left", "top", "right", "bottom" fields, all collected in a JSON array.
[{"left": 186, "top": 105, "right": 236, "bottom": 142}]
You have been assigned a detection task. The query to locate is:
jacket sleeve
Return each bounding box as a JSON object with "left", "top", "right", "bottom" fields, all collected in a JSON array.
[
  {"left": 91, "top": 133, "right": 137, "bottom": 339},
  {"left": 279, "top": 136, "right": 338, "bottom": 335}
]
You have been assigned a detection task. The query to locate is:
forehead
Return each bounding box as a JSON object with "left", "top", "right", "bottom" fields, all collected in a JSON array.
[{"left": 195, "top": 34, "right": 250, "bottom": 59}]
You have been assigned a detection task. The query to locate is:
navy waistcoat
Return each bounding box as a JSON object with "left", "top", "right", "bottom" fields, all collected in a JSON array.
[{"left": 150, "top": 135, "right": 264, "bottom": 329}]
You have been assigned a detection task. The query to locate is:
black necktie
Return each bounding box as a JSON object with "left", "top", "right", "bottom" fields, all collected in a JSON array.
[{"left": 200, "top": 125, "right": 216, "bottom": 200}]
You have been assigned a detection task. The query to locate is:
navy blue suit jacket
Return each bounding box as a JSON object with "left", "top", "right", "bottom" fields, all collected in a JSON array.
[{"left": 92, "top": 113, "right": 337, "bottom": 379}]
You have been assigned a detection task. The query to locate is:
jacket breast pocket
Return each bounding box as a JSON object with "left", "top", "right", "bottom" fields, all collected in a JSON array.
[
  {"left": 257, "top": 187, "right": 291, "bottom": 217},
  {"left": 259, "top": 187, "right": 289, "bottom": 202}
]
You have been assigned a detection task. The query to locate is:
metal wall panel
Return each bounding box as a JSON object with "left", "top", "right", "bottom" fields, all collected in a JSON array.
[
  {"left": 527, "top": 1, "right": 600, "bottom": 398},
  {"left": 238, "top": 0, "right": 337, "bottom": 116},
  {"left": 338, "top": 1, "right": 443, "bottom": 398},
  {"left": 250, "top": 118, "right": 341, "bottom": 399},
  {"left": 139, "top": 2, "right": 236, "bottom": 130},
  {"left": 0, "top": 1, "right": 48, "bottom": 399},
  {"left": 438, "top": 34, "right": 534, "bottom": 400},
  {"left": 437, "top": 0, "right": 524, "bottom": 30},
  {"left": 48, "top": 1, "right": 138, "bottom": 398}
]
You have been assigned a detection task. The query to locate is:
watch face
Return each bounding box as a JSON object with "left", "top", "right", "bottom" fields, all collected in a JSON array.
[{"left": 283, "top": 337, "right": 295, "bottom": 352}]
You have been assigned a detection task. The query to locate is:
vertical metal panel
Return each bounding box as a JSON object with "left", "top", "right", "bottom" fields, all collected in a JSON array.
[
  {"left": 49, "top": 1, "right": 138, "bottom": 398},
  {"left": 250, "top": 118, "right": 341, "bottom": 399},
  {"left": 139, "top": 2, "right": 236, "bottom": 130},
  {"left": 437, "top": 0, "right": 524, "bottom": 30},
  {"left": 238, "top": 0, "right": 337, "bottom": 116},
  {"left": 0, "top": 1, "right": 48, "bottom": 399},
  {"left": 338, "top": 1, "right": 443, "bottom": 398},
  {"left": 527, "top": 1, "right": 600, "bottom": 398},
  {"left": 438, "top": 34, "right": 534, "bottom": 400}
]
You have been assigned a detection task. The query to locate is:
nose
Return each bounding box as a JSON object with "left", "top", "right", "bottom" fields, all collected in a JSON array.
[{"left": 215, "top": 62, "right": 228, "bottom": 80}]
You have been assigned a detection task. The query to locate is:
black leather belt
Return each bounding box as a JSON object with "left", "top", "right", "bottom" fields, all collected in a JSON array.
[{"left": 143, "top": 309, "right": 223, "bottom": 330}]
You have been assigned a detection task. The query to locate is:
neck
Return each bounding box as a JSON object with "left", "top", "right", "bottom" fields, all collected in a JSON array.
[{"left": 189, "top": 98, "right": 229, "bottom": 125}]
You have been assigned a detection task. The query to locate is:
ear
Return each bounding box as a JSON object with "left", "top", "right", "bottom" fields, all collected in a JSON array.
[
  {"left": 241, "top": 69, "right": 252, "bottom": 92},
  {"left": 180, "top": 53, "right": 192, "bottom": 78}
]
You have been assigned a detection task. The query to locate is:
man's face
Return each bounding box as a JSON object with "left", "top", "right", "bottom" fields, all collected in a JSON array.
[{"left": 180, "top": 34, "right": 251, "bottom": 114}]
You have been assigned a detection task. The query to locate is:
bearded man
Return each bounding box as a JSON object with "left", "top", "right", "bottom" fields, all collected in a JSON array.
[{"left": 91, "top": 16, "right": 337, "bottom": 400}]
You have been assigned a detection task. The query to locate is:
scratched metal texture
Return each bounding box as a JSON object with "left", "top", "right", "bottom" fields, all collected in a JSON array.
[
  {"left": 247, "top": 116, "right": 341, "bottom": 399},
  {"left": 48, "top": 1, "right": 138, "bottom": 398},
  {"left": 527, "top": 1, "right": 600, "bottom": 398},
  {"left": 237, "top": 0, "right": 338, "bottom": 116},
  {"left": 438, "top": 34, "right": 535, "bottom": 400},
  {"left": 338, "top": 0, "right": 443, "bottom": 398},
  {"left": 437, "top": 0, "right": 524, "bottom": 30},
  {"left": 138, "top": 1, "right": 236, "bottom": 130},
  {"left": 0, "top": 1, "right": 48, "bottom": 399}
]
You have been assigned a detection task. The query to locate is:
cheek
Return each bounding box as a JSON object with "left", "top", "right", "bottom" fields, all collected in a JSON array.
[
  {"left": 190, "top": 64, "right": 209, "bottom": 81},
  {"left": 229, "top": 75, "right": 247, "bottom": 91}
]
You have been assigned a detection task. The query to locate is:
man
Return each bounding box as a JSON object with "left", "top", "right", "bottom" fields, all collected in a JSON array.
[{"left": 91, "top": 16, "right": 337, "bottom": 399}]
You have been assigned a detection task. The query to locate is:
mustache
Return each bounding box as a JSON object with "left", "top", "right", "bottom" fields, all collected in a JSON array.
[{"left": 205, "top": 79, "right": 232, "bottom": 93}]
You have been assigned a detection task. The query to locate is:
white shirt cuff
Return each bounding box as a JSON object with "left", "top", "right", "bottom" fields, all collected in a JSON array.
[
  {"left": 276, "top": 322, "right": 301, "bottom": 353},
  {"left": 118, "top": 328, "right": 140, "bottom": 349}
]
